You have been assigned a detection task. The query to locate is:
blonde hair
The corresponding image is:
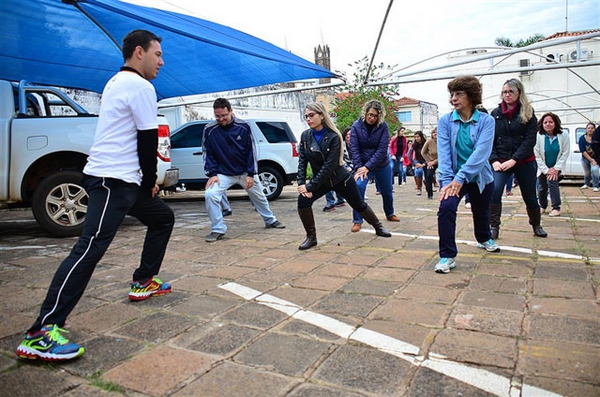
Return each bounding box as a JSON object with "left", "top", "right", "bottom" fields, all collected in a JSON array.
[
  {"left": 501, "top": 78, "right": 534, "bottom": 124},
  {"left": 305, "top": 102, "right": 344, "bottom": 165}
]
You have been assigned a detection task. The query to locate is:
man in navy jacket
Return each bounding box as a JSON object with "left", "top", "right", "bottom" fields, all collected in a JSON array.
[{"left": 202, "top": 98, "right": 285, "bottom": 242}]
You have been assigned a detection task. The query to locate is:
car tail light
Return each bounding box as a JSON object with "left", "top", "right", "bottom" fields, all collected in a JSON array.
[
  {"left": 291, "top": 142, "right": 299, "bottom": 158},
  {"left": 157, "top": 124, "right": 171, "bottom": 162}
]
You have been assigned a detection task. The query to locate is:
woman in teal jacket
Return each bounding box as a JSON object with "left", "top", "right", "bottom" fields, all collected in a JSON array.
[{"left": 435, "top": 76, "right": 499, "bottom": 274}]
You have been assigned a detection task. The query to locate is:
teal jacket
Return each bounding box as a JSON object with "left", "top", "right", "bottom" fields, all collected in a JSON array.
[{"left": 437, "top": 109, "right": 495, "bottom": 192}]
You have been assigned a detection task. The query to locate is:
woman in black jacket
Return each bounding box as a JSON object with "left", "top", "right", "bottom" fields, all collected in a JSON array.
[
  {"left": 296, "top": 103, "right": 391, "bottom": 250},
  {"left": 489, "top": 78, "right": 547, "bottom": 239}
]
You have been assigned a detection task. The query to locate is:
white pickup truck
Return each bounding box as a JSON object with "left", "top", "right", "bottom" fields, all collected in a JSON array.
[{"left": 0, "top": 79, "right": 179, "bottom": 236}]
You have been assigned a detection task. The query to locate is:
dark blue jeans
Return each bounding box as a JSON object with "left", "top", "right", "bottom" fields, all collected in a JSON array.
[
  {"left": 353, "top": 163, "right": 394, "bottom": 223},
  {"left": 491, "top": 161, "right": 539, "bottom": 210},
  {"left": 424, "top": 166, "right": 437, "bottom": 198},
  {"left": 438, "top": 182, "right": 494, "bottom": 259},
  {"left": 30, "top": 175, "right": 174, "bottom": 332}
]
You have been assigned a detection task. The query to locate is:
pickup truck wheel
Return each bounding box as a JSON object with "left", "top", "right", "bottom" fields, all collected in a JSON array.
[
  {"left": 258, "top": 166, "right": 283, "bottom": 201},
  {"left": 32, "top": 170, "right": 88, "bottom": 237}
]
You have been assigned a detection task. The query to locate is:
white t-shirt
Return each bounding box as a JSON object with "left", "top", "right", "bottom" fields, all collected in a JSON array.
[{"left": 84, "top": 71, "right": 158, "bottom": 185}]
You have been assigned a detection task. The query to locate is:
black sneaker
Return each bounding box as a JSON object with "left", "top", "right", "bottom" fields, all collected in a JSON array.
[
  {"left": 323, "top": 204, "right": 336, "bottom": 212},
  {"left": 206, "top": 232, "right": 224, "bottom": 242},
  {"left": 334, "top": 201, "right": 346, "bottom": 207},
  {"left": 16, "top": 325, "right": 84, "bottom": 361},
  {"left": 266, "top": 220, "right": 285, "bottom": 229},
  {"left": 222, "top": 209, "right": 232, "bottom": 217}
]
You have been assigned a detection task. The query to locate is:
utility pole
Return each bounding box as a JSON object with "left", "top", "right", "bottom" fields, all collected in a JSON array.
[{"left": 565, "top": 0, "right": 569, "bottom": 32}]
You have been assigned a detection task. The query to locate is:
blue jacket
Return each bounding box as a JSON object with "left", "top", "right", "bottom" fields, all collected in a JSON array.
[
  {"left": 437, "top": 109, "right": 495, "bottom": 192},
  {"left": 349, "top": 118, "right": 390, "bottom": 171},
  {"left": 203, "top": 117, "right": 257, "bottom": 177}
]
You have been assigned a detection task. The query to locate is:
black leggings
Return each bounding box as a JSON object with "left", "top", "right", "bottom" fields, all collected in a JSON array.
[{"left": 298, "top": 176, "right": 367, "bottom": 212}]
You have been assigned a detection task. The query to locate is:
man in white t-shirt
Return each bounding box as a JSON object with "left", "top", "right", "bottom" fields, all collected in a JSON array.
[{"left": 16, "top": 30, "right": 175, "bottom": 362}]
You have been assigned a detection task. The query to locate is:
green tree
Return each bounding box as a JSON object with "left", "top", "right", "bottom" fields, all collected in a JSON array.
[
  {"left": 495, "top": 33, "right": 545, "bottom": 48},
  {"left": 333, "top": 56, "right": 401, "bottom": 134}
]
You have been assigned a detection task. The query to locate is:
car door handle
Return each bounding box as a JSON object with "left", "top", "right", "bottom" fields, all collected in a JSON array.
[{"left": 193, "top": 151, "right": 203, "bottom": 155}]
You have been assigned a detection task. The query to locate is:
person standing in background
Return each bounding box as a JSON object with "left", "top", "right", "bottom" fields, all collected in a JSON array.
[
  {"left": 322, "top": 127, "right": 352, "bottom": 211},
  {"left": 390, "top": 126, "right": 408, "bottom": 186},
  {"left": 407, "top": 131, "right": 427, "bottom": 196},
  {"left": 579, "top": 122, "right": 599, "bottom": 192},
  {"left": 534, "top": 112, "right": 570, "bottom": 217},
  {"left": 349, "top": 100, "right": 400, "bottom": 233},
  {"left": 489, "top": 78, "right": 547, "bottom": 239},
  {"left": 421, "top": 127, "right": 438, "bottom": 199}
]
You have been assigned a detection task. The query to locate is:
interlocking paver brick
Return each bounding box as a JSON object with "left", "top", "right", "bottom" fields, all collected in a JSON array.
[{"left": 1, "top": 184, "right": 598, "bottom": 397}]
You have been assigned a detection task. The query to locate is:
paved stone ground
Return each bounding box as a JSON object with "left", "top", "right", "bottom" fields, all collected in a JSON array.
[{"left": 0, "top": 182, "right": 598, "bottom": 397}]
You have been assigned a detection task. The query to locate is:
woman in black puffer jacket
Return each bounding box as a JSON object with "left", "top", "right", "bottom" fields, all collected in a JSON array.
[
  {"left": 489, "top": 78, "right": 547, "bottom": 239},
  {"left": 296, "top": 103, "right": 391, "bottom": 250}
]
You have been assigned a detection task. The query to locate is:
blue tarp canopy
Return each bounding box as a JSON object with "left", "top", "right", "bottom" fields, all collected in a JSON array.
[{"left": 0, "top": 0, "right": 337, "bottom": 100}]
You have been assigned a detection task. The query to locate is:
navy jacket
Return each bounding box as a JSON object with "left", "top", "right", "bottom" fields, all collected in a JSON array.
[
  {"left": 203, "top": 117, "right": 257, "bottom": 177},
  {"left": 349, "top": 118, "right": 390, "bottom": 171}
]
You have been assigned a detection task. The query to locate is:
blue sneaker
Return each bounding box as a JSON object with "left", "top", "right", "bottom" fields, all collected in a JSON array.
[
  {"left": 435, "top": 257, "right": 456, "bottom": 274},
  {"left": 16, "top": 325, "right": 84, "bottom": 361},
  {"left": 477, "top": 239, "right": 500, "bottom": 252}
]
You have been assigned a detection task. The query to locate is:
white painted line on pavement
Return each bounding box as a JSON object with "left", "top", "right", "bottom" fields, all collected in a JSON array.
[
  {"left": 219, "top": 282, "right": 563, "bottom": 397},
  {"left": 360, "top": 229, "right": 600, "bottom": 262},
  {"left": 415, "top": 207, "right": 600, "bottom": 223},
  {"left": 0, "top": 245, "right": 49, "bottom": 250}
]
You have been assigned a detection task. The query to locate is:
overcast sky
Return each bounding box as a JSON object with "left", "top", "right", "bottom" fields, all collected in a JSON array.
[{"left": 126, "top": 0, "right": 599, "bottom": 110}]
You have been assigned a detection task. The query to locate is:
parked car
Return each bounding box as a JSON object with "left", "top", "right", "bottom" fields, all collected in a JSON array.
[
  {"left": 170, "top": 119, "right": 299, "bottom": 200},
  {"left": 0, "top": 79, "right": 178, "bottom": 237},
  {"left": 561, "top": 124, "right": 587, "bottom": 178}
]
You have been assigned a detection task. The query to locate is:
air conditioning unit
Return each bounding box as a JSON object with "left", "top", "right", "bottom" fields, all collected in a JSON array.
[
  {"left": 545, "top": 52, "right": 563, "bottom": 63},
  {"left": 519, "top": 59, "right": 532, "bottom": 76},
  {"left": 569, "top": 49, "right": 589, "bottom": 62}
]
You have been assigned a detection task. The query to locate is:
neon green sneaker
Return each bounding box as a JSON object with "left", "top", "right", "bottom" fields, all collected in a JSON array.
[
  {"left": 16, "top": 325, "right": 84, "bottom": 361},
  {"left": 129, "top": 277, "right": 172, "bottom": 301}
]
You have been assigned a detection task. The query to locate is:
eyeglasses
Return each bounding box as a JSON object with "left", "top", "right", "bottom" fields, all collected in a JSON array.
[
  {"left": 366, "top": 112, "right": 379, "bottom": 119},
  {"left": 502, "top": 89, "right": 516, "bottom": 96},
  {"left": 304, "top": 112, "right": 318, "bottom": 119},
  {"left": 214, "top": 112, "right": 230, "bottom": 120}
]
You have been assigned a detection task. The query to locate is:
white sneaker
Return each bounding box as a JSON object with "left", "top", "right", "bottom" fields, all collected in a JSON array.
[
  {"left": 477, "top": 239, "right": 500, "bottom": 252},
  {"left": 594, "top": 187, "right": 599, "bottom": 192},
  {"left": 464, "top": 202, "right": 471, "bottom": 209},
  {"left": 581, "top": 184, "right": 589, "bottom": 189},
  {"left": 548, "top": 209, "right": 561, "bottom": 217},
  {"left": 434, "top": 257, "right": 456, "bottom": 274}
]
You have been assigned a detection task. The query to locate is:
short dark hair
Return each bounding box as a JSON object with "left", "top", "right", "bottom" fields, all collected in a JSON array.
[
  {"left": 213, "top": 97, "right": 232, "bottom": 111},
  {"left": 342, "top": 127, "right": 351, "bottom": 140},
  {"left": 447, "top": 76, "right": 482, "bottom": 109},
  {"left": 122, "top": 29, "right": 162, "bottom": 61},
  {"left": 538, "top": 112, "right": 563, "bottom": 135}
]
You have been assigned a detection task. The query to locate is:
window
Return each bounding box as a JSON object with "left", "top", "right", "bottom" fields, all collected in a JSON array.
[
  {"left": 396, "top": 111, "right": 412, "bottom": 122},
  {"left": 171, "top": 123, "right": 206, "bottom": 149},
  {"left": 255, "top": 121, "right": 297, "bottom": 143}
]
